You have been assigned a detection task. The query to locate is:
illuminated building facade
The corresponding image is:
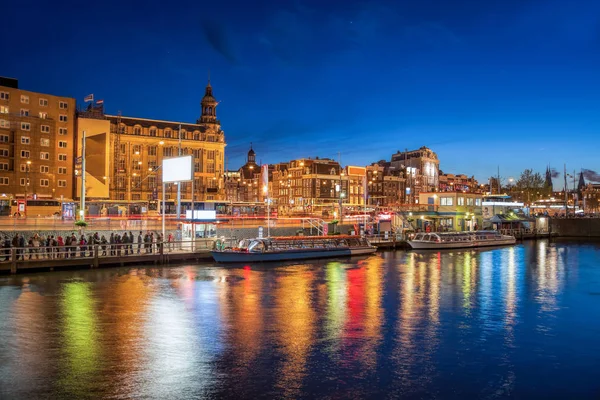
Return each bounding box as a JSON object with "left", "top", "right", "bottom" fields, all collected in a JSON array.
[
  {"left": 0, "top": 77, "right": 76, "bottom": 203},
  {"left": 438, "top": 171, "right": 480, "bottom": 193},
  {"left": 417, "top": 191, "right": 483, "bottom": 231},
  {"left": 76, "top": 80, "right": 226, "bottom": 203},
  {"left": 390, "top": 146, "right": 439, "bottom": 198}
]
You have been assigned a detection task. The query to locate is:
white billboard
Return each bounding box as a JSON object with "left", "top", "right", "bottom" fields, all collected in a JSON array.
[
  {"left": 162, "top": 155, "right": 193, "bottom": 183},
  {"left": 185, "top": 210, "right": 217, "bottom": 220}
]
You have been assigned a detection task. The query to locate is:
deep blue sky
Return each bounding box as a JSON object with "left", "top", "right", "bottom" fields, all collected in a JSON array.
[{"left": 3, "top": 0, "right": 600, "bottom": 186}]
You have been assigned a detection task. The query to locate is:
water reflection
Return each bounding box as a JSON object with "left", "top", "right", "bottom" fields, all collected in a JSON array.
[{"left": 1, "top": 240, "right": 599, "bottom": 399}]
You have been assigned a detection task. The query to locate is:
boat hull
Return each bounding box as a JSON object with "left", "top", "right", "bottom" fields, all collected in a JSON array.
[
  {"left": 408, "top": 238, "right": 516, "bottom": 250},
  {"left": 211, "top": 246, "right": 377, "bottom": 263}
]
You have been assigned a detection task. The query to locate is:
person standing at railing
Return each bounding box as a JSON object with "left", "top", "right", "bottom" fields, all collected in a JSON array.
[
  {"left": 109, "top": 233, "right": 115, "bottom": 256},
  {"left": 128, "top": 232, "right": 134, "bottom": 255},
  {"left": 150, "top": 232, "right": 155, "bottom": 253},
  {"left": 100, "top": 235, "right": 107, "bottom": 256},
  {"left": 168, "top": 233, "right": 173, "bottom": 252},
  {"left": 137, "top": 231, "right": 142, "bottom": 254},
  {"left": 122, "top": 233, "right": 129, "bottom": 255},
  {"left": 79, "top": 235, "right": 87, "bottom": 258}
]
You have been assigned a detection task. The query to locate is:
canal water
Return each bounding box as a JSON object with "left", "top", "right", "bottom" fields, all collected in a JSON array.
[{"left": 1, "top": 240, "right": 600, "bottom": 399}]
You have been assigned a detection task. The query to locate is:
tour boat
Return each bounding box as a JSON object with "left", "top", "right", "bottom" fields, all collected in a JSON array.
[
  {"left": 408, "top": 230, "right": 516, "bottom": 250},
  {"left": 211, "top": 235, "right": 377, "bottom": 263}
]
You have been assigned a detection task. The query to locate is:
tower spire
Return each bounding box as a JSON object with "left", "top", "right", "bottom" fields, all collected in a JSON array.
[{"left": 198, "top": 76, "right": 218, "bottom": 124}]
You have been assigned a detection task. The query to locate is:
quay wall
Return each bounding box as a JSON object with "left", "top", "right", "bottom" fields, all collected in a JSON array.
[{"left": 551, "top": 219, "right": 600, "bottom": 237}]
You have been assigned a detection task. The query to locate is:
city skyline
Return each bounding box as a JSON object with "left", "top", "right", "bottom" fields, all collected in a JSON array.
[{"left": 2, "top": 0, "right": 599, "bottom": 186}]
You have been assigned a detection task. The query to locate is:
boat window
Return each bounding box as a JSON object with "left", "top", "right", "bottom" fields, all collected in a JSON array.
[{"left": 248, "top": 241, "right": 265, "bottom": 252}]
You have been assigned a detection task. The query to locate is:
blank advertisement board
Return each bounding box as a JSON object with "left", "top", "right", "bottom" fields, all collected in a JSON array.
[{"left": 162, "top": 155, "right": 193, "bottom": 183}]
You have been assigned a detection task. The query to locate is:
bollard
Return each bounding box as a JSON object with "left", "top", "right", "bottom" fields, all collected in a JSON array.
[
  {"left": 93, "top": 245, "right": 99, "bottom": 268},
  {"left": 10, "top": 248, "right": 17, "bottom": 274}
]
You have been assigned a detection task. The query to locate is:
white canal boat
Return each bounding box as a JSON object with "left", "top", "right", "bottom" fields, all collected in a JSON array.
[
  {"left": 211, "top": 235, "right": 377, "bottom": 263},
  {"left": 408, "top": 230, "right": 516, "bottom": 250}
]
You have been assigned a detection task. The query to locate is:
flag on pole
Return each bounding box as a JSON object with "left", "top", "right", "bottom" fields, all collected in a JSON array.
[
  {"left": 84, "top": 94, "right": 94, "bottom": 102},
  {"left": 96, "top": 99, "right": 104, "bottom": 105}
]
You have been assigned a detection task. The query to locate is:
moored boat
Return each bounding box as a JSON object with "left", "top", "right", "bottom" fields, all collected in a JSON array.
[
  {"left": 211, "top": 235, "right": 377, "bottom": 263},
  {"left": 408, "top": 230, "right": 516, "bottom": 250}
]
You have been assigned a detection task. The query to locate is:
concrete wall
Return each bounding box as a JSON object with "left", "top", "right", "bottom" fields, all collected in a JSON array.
[{"left": 550, "top": 218, "right": 600, "bottom": 237}]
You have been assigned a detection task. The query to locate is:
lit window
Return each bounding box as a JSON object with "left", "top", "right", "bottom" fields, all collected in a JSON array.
[
  {"left": 0, "top": 106, "right": 8, "bottom": 114},
  {"left": 40, "top": 138, "right": 50, "bottom": 147},
  {"left": 39, "top": 112, "right": 48, "bottom": 119},
  {"left": 458, "top": 197, "right": 465, "bottom": 206},
  {"left": 20, "top": 95, "right": 29, "bottom": 104},
  {"left": 40, "top": 152, "right": 49, "bottom": 160}
]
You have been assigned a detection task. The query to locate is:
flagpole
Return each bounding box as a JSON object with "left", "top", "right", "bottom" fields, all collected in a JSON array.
[{"left": 80, "top": 130, "right": 86, "bottom": 221}]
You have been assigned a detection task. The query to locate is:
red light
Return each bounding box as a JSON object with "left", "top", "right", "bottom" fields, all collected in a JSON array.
[{"left": 243, "top": 265, "right": 251, "bottom": 270}]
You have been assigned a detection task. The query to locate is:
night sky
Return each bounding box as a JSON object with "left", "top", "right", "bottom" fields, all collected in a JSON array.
[{"left": 3, "top": 0, "right": 600, "bottom": 186}]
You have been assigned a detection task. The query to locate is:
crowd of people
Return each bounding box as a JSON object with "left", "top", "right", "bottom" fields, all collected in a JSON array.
[{"left": 2, "top": 231, "right": 177, "bottom": 261}]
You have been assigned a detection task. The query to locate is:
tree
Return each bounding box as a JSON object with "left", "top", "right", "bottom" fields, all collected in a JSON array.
[{"left": 515, "top": 169, "right": 545, "bottom": 203}]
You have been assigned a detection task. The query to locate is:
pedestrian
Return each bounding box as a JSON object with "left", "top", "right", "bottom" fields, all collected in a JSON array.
[
  {"left": 168, "top": 233, "right": 173, "bottom": 252},
  {"left": 128, "top": 231, "right": 134, "bottom": 254},
  {"left": 100, "top": 235, "right": 107, "bottom": 256},
  {"left": 137, "top": 231, "right": 142, "bottom": 254},
  {"left": 109, "top": 233, "right": 115, "bottom": 256},
  {"left": 3, "top": 235, "right": 11, "bottom": 261},
  {"left": 122, "top": 232, "right": 129, "bottom": 255},
  {"left": 64, "top": 235, "right": 71, "bottom": 258},
  {"left": 79, "top": 235, "right": 87, "bottom": 258}
]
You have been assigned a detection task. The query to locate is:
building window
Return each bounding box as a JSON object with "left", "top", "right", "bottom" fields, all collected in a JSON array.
[
  {"left": 0, "top": 134, "right": 8, "bottom": 142},
  {"left": 59, "top": 114, "right": 67, "bottom": 122},
  {"left": 59, "top": 127, "right": 67, "bottom": 135},
  {"left": 39, "top": 112, "right": 48, "bottom": 119},
  {"left": 39, "top": 98, "right": 48, "bottom": 107},
  {"left": 40, "top": 138, "right": 50, "bottom": 147},
  {"left": 20, "top": 109, "right": 29, "bottom": 117},
  {"left": 0, "top": 177, "right": 8, "bottom": 185},
  {"left": 59, "top": 101, "right": 68, "bottom": 109},
  {"left": 133, "top": 144, "right": 141, "bottom": 154},
  {"left": 117, "top": 193, "right": 125, "bottom": 200},
  {"left": 21, "top": 150, "right": 30, "bottom": 158},
  {"left": 0, "top": 149, "right": 9, "bottom": 157},
  {"left": 0, "top": 162, "right": 8, "bottom": 170},
  {"left": 148, "top": 146, "right": 157, "bottom": 156},
  {"left": 457, "top": 197, "right": 465, "bottom": 206},
  {"left": 21, "top": 122, "right": 30, "bottom": 131},
  {"left": 207, "top": 162, "right": 215, "bottom": 173},
  {"left": 0, "top": 106, "right": 8, "bottom": 114},
  {"left": 20, "top": 164, "right": 27, "bottom": 172},
  {"left": 0, "top": 119, "right": 9, "bottom": 129},
  {"left": 58, "top": 153, "right": 67, "bottom": 161},
  {"left": 194, "top": 131, "right": 200, "bottom": 140},
  {"left": 40, "top": 165, "right": 49, "bottom": 173},
  {"left": 440, "top": 197, "right": 454, "bottom": 206},
  {"left": 118, "top": 124, "right": 126, "bottom": 134},
  {"left": 207, "top": 150, "right": 215, "bottom": 160},
  {"left": 164, "top": 129, "right": 172, "bottom": 138},
  {"left": 41, "top": 125, "right": 50, "bottom": 133},
  {"left": 148, "top": 176, "right": 156, "bottom": 188},
  {"left": 58, "top": 141, "right": 68, "bottom": 148},
  {"left": 195, "top": 162, "right": 201, "bottom": 172},
  {"left": 148, "top": 160, "right": 157, "bottom": 169},
  {"left": 20, "top": 178, "right": 30, "bottom": 186},
  {"left": 40, "top": 179, "right": 49, "bottom": 187},
  {"left": 118, "top": 159, "right": 126, "bottom": 170},
  {"left": 0, "top": 92, "right": 8, "bottom": 100},
  {"left": 149, "top": 127, "right": 157, "bottom": 137},
  {"left": 133, "top": 126, "right": 141, "bottom": 135},
  {"left": 132, "top": 194, "right": 141, "bottom": 201},
  {"left": 58, "top": 167, "right": 67, "bottom": 174},
  {"left": 58, "top": 180, "right": 67, "bottom": 187},
  {"left": 207, "top": 135, "right": 215, "bottom": 142},
  {"left": 163, "top": 147, "right": 173, "bottom": 157},
  {"left": 40, "top": 152, "right": 50, "bottom": 160},
  {"left": 119, "top": 144, "right": 126, "bottom": 154},
  {"left": 467, "top": 198, "right": 474, "bottom": 206},
  {"left": 20, "top": 95, "right": 29, "bottom": 104},
  {"left": 475, "top": 198, "right": 482, "bottom": 206}
]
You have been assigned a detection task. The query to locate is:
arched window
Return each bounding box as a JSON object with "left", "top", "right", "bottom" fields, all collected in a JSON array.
[
  {"left": 118, "top": 124, "right": 126, "bottom": 134},
  {"left": 194, "top": 131, "right": 200, "bottom": 140},
  {"left": 133, "top": 125, "right": 141, "bottom": 135},
  {"left": 164, "top": 129, "right": 172, "bottom": 138},
  {"left": 149, "top": 127, "right": 157, "bottom": 137}
]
